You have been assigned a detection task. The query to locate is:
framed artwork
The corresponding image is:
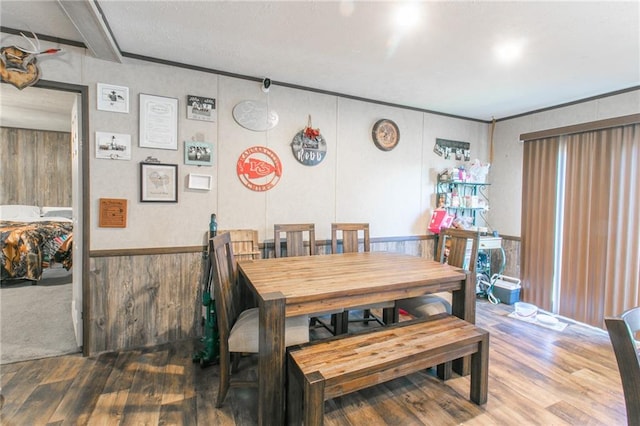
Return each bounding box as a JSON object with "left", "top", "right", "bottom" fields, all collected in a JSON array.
[
  {"left": 139, "top": 94, "right": 178, "bottom": 150},
  {"left": 188, "top": 173, "right": 212, "bottom": 190},
  {"left": 95, "top": 131, "right": 131, "bottom": 160},
  {"left": 96, "top": 83, "right": 129, "bottom": 113},
  {"left": 186, "top": 95, "right": 216, "bottom": 122},
  {"left": 140, "top": 162, "right": 178, "bottom": 202},
  {"left": 184, "top": 141, "right": 213, "bottom": 166}
]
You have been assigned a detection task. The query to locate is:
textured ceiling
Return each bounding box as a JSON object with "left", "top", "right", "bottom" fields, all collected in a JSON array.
[{"left": 1, "top": 0, "right": 639, "bottom": 126}]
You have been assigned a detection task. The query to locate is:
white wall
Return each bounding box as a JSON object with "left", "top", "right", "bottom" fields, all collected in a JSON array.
[
  {"left": 490, "top": 89, "right": 640, "bottom": 236},
  {"left": 4, "top": 36, "right": 500, "bottom": 249}
]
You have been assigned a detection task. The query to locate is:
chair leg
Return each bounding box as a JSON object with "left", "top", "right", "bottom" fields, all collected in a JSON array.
[
  {"left": 231, "top": 352, "right": 241, "bottom": 373},
  {"left": 216, "top": 349, "right": 231, "bottom": 407}
]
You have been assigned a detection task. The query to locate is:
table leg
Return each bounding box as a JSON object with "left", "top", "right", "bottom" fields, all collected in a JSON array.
[
  {"left": 258, "top": 292, "right": 286, "bottom": 426},
  {"left": 452, "top": 270, "right": 475, "bottom": 375}
]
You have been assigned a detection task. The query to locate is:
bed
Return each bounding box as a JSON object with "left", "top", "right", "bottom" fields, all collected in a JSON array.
[{"left": 1, "top": 205, "right": 73, "bottom": 282}]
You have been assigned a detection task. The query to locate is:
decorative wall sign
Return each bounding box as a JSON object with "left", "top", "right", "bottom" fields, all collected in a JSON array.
[
  {"left": 97, "top": 83, "right": 129, "bottom": 113},
  {"left": 372, "top": 119, "right": 400, "bottom": 151},
  {"left": 236, "top": 146, "right": 282, "bottom": 191},
  {"left": 232, "top": 100, "right": 279, "bottom": 131},
  {"left": 95, "top": 131, "right": 131, "bottom": 160},
  {"left": 99, "top": 198, "right": 127, "bottom": 228},
  {"left": 140, "top": 162, "right": 178, "bottom": 202},
  {"left": 434, "top": 138, "right": 471, "bottom": 161},
  {"left": 186, "top": 94, "right": 216, "bottom": 122},
  {"left": 139, "top": 94, "right": 178, "bottom": 150},
  {"left": 184, "top": 141, "right": 213, "bottom": 166},
  {"left": 290, "top": 116, "right": 327, "bottom": 166}
]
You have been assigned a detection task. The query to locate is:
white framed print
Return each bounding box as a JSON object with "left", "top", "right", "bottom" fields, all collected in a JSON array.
[
  {"left": 97, "top": 83, "right": 129, "bottom": 113},
  {"left": 139, "top": 94, "right": 178, "bottom": 150},
  {"left": 188, "top": 173, "right": 212, "bottom": 190},
  {"left": 95, "top": 132, "right": 132, "bottom": 160}
]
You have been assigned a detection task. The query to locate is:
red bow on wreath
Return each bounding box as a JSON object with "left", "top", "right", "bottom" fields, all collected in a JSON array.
[{"left": 303, "top": 115, "right": 320, "bottom": 139}]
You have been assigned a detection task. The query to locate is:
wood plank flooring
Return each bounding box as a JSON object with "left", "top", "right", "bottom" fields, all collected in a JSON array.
[{"left": 0, "top": 300, "right": 627, "bottom": 425}]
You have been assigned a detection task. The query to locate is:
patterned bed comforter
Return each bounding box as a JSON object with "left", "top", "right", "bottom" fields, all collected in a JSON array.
[{"left": 1, "top": 220, "right": 73, "bottom": 281}]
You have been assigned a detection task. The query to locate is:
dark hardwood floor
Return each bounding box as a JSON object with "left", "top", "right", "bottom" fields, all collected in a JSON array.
[{"left": 0, "top": 300, "right": 627, "bottom": 425}]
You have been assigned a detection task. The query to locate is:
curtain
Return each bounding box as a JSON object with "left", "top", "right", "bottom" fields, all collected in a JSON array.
[
  {"left": 521, "top": 137, "right": 560, "bottom": 311},
  {"left": 522, "top": 123, "right": 640, "bottom": 327},
  {"left": 559, "top": 124, "right": 640, "bottom": 326}
]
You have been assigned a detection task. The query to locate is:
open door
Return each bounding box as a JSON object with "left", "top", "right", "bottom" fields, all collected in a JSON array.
[{"left": 71, "top": 94, "right": 83, "bottom": 347}]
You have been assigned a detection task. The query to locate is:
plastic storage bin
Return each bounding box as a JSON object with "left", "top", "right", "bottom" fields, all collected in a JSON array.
[{"left": 491, "top": 275, "right": 521, "bottom": 305}]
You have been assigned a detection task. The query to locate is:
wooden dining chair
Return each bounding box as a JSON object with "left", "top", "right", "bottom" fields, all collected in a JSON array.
[
  {"left": 396, "top": 227, "right": 480, "bottom": 318},
  {"left": 274, "top": 223, "right": 344, "bottom": 335},
  {"left": 219, "top": 229, "right": 262, "bottom": 261},
  {"left": 274, "top": 223, "right": 316, "bottom": 257},
  {"left": 605, "top": 306, "right": 640, "bottom": 425},
  {"left": 330, "top": 223, "right": 394, "bottom": 333},
  {"left": 209, "top": 232, "right": 309, "bottom": 407}
]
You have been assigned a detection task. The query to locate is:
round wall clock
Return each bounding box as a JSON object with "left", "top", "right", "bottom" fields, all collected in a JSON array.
[{"left": 372, "top": 119, "right": 400, "bottom": 151}]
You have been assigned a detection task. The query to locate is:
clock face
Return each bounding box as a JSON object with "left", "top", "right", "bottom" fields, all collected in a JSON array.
[{"left": 372, "top": 119, "right": 399, "bottom": 151}]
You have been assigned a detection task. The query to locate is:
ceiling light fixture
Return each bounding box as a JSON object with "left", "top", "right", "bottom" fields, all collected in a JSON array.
[
  {"left": 394, "top": 2, "right": 421, "bottom": 32},
  {"left": 494, "top": 39, "right": 525, "bottom": 64}
]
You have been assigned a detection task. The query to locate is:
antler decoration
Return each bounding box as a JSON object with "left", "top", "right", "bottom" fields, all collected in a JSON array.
[{"left": 0, "top": 32, "right": 62, "bottom": 90}]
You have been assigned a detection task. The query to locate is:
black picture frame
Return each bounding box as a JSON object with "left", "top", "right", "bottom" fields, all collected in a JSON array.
[{"left": 140, "top": 162, "right": 178, "bottom": 202}]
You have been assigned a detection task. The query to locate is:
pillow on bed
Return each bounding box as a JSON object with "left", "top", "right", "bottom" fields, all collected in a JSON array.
[
  {"left": 42, "top": 207, "right": 73, "bottom": 220},
  {"left": 0, "top": 204, "right": 42, "bottom": 220}
]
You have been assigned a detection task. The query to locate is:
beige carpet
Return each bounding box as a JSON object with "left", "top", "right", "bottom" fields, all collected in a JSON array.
[{"left": 0, "top": 268, "right": 80, "bottom": 364}]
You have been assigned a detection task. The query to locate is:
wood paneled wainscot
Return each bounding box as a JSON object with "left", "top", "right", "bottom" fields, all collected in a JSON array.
[
  {"left": 1, "top": 127, "right": 71, "bottom": 206},
  {"left": 88, "top": 247, "right": 205, "bottom": 354}
]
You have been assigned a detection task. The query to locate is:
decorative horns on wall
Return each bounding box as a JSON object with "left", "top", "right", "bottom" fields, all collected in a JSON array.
[{"left": 0, "top": 32, "right": 62, "bottom": 90}]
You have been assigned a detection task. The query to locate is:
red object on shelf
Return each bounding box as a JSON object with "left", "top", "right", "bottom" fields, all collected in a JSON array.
[{"left": 428, "top": 209, "right": 453, "bottom": 234}]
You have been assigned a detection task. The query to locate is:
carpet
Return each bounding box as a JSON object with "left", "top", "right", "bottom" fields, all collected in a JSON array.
[{"left": 0, "top": 269, "right": 80, "bottom": 364}]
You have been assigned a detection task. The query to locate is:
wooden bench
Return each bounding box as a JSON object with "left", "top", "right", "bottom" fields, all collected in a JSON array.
[{"left": 287, "top": 315, "right": 489, "bottom": 425}]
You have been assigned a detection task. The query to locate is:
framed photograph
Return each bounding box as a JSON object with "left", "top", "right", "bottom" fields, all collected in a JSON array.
[
  {"left": 139, "top": 94, "right": 178, "bottom": 150},
  {"left": 187, "top": 94, "right": 216, "bottom": 122},
  {"left": 188, "top": 173, "right": 212, "bottom": 190},
  {"left": 184, "top": 141, "right": 213, "bottom": 166},
  {"left": 95, "top": 131, "right": 131, "bottom": 160},
  {"left": 97, "top": 83, "right": 129, "bottom": 113},
  {"left": 140, "top": 162, "right": 178, "bottom": 202}
]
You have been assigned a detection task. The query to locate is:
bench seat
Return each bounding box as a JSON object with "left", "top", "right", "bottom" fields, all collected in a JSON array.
[{"left": 287, "top": 315, "right": 489, "bottom": 425}]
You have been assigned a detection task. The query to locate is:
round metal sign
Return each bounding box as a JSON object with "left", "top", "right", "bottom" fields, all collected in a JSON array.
[
  {"left": 290, "top": 130, "right": 327, "bottom": 166},
  {"left": 236, "top": 146, "right": 282, "bottom": 191},
  {"left": 232, "top": 100, "right": 279, "bottom": 132}
]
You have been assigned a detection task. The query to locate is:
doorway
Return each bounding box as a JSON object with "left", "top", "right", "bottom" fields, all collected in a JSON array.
[{"left": 0, "top": 81, "right": 89, "bottom": 362}]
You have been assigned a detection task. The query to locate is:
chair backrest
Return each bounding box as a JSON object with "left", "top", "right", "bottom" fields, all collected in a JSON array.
[
  {"left": 331, "top": 223, "right": 370, "bottom": 254},
  {"left": 219, "top": 229, "right": 261, "bottom": 260},
  {"left": 274, "top": 223, "right": 316, "bottom": 257},
  {"left": 209, "top": 232, "right": 241, "bottom": 346},
  {"left": 435, "top": 228, "right": 480, "bottom": 272},
  {"left": 605, "top": 306, "right": 640, "bottom": 425}
]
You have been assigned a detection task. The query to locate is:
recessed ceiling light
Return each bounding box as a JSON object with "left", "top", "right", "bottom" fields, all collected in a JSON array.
[
  {"left": 394, "top": 2, "right": 421, "bottom": 32},
  {"left": 494, "top": 39, "right": 525, "bottom": 64}
]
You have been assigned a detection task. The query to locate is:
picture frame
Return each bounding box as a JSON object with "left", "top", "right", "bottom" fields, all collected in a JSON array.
[
  {"left": 95, "top": 131, "right": 131, "bottom": 160},
  {"left": 139, "top": 94, "right": 178, "bottom": 150},
  {"left": 186, "top": 94, "right": 216, "bottom": 122},
  {"left": 188, "top": 173, "right": 212, "bottom": 191},
  {"left": 184, "top": 141, "right": 214, "bottom": 166},
  {"left": 96, "top": 83, "right": 129, "bottom": 113},
  {"left": 140, "top": 162, "right": 178, "bottom": 202}
]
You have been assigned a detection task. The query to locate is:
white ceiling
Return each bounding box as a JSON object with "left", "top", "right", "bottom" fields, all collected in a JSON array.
[{"left": 1, "top": 0, "right": 639, "bottom": 127}]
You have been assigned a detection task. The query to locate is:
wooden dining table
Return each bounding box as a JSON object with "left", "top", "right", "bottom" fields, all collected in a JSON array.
[{"left": 237, "top": 251, "right": 473, "bottom": 426}]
